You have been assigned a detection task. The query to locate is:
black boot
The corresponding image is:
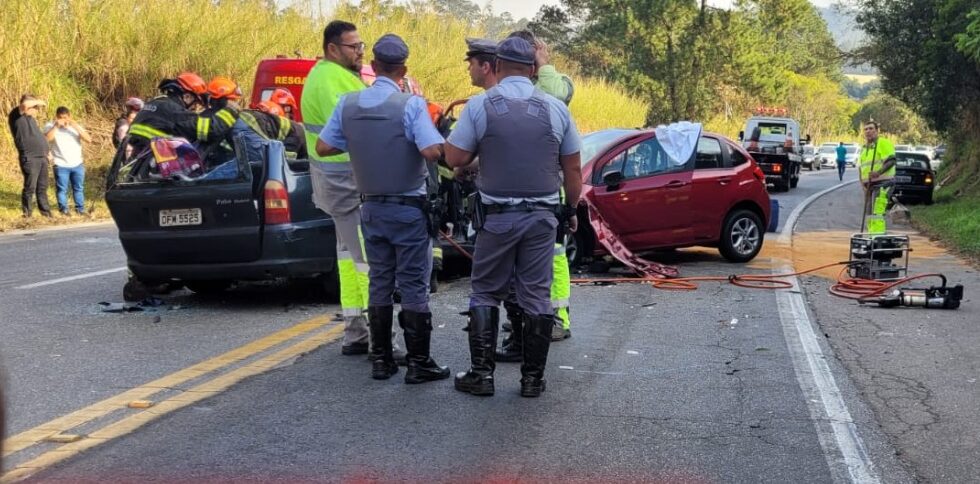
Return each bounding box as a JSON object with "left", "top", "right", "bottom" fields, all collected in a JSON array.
[
  {"left": 501, "top": 300, "right": 521, "bottom": 332},
  {"left": 454, "top": 306, "right": 498, "bottom": 396},
  {"left": 520, "top": 314, "right": 554, "bottom": 397},
  {"left": 400, "top": 311, "right": 450, "bottom": 384},
  {"left": 496, "top": 306, "right": 525, "bottom": 363},
  {"left": 368, "top": 305, "right": 398, "bottom": 380}
]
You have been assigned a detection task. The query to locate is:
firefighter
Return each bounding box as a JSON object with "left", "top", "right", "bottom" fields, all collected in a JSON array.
[
  {"left": 302, "top": 20, "right": 394, "bottom": 359},
  {"left": 859, "top": 120, "right": 896, "bottom": 234},
  {"left": 231, "top": 100, "right": 309, "bottom": 160},
  {"left": 316, "top": 34, "right": 449, "bottom": 383},
  {"left": 446, "top": 37, "right": 583, "bottom": 398},
  {"left": 126, "top": 72, "right": 237, "bottom": 156},
  {"left": 269, "top": 88, "right": 299, "bottom": 121}
]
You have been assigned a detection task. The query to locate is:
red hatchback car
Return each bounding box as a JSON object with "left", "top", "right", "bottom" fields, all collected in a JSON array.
[{"left": 573, "top": 129, "right": 771, "bottom": 264}]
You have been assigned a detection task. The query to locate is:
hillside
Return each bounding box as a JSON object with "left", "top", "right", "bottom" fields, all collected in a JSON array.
[{"left": 817, "top": 6, "right": 875, "bottom": 75}]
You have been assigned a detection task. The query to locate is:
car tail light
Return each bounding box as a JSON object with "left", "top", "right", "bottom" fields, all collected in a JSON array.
[
  {"left": 772, "top": 164, "right": 783, "bottom": 173},
  {"left": 264, "top": 179, "right": 291, "bottom": 225},
  {"left": 925, "top": 175, "right": 933, "bottom": 184},
  {"left": 753, "top": 165, "right": 766, "bottom": 182}
]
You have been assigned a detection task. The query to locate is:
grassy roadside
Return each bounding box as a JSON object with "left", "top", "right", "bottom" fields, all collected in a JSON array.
[{"left": 911, "top": 194, "right": 980, "bottom": 261}]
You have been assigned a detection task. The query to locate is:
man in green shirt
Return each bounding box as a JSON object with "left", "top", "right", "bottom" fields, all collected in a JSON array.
[
  {"left": 858, "top": 121, "right": 897, "bottom": 234},
  {"left": 508, "top": 30, "right": 575, "bottom": 105},
  {"left": 304, "top": 20, "right": 402, "bottom": 359}
]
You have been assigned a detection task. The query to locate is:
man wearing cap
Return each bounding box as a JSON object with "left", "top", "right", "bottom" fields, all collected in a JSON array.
[
  {"left": 317, "top": 34, "right": 450, "bottom": 384},
  {"left": 7, "top": 94, "right": 53, "bottom": 218},
  {"left": 446, "top": 37, "right": 583, "bottom": 398},
  {"left": 508, "top": 30, "right": 575, "bottom": 105}
]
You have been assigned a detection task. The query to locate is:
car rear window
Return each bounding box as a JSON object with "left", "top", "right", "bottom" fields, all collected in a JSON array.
[{"left": 109, "top": 137, "right": 251, "bottom": 187}]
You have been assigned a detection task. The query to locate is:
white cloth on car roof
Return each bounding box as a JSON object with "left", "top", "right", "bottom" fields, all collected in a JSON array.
[{"left": 655, "top": 121, "right": 702, "bottom": 167}]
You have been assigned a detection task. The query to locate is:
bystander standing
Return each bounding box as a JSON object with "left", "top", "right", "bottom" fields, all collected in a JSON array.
[
  {"left": 43, "top": 107, "right": 91, "bottom": 216},
  {"left": 7, "top": 94, "right": 53, "bottom": 218}
]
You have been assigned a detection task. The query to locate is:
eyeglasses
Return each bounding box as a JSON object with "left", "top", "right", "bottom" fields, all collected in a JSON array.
[{"left": 337, "top": 42, "right": 365, "bottom": 52}]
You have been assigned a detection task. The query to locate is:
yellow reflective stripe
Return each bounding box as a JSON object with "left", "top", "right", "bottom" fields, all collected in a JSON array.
[
  {"left": 216, "top": 109, "right": 236, "bottom": 128},
  {"left": 277, "top": 116, "right": 291, "bottom": 140},
  {"left": 128, "top": 123, "right": 168, "bottom": 139},
  {"left": 196, "top": 117, "right": 211, "bottom": 140},
  {"left": 239, "top": 112, "right": 269, "bottom": 140},
  {"left": 432, "top": 246, "right": 443, "bottom": 258},
  {"left": 438, "top": 165, "right": 454, "bottom": 180}
]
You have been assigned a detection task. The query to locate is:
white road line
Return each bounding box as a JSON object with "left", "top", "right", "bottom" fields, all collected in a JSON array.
[
  {"left": 775, "top": 180, "right": 881, "bottom": 484},
  {"left": 16, "top": 267, "right": 127, "bottom": 289}
]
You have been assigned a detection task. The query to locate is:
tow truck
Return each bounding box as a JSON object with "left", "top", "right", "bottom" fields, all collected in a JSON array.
[{"left": 738, "top": 108, "right": 809, "bottom": 192}]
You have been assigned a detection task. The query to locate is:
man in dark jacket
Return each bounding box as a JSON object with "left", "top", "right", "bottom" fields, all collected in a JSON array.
[{"left": 8, "top": 94, "right": 53, "bottom": 217}]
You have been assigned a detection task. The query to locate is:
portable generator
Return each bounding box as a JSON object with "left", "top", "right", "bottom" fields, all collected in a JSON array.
[{"left": 849, "top": 233, "right": 910, "bottom": 281}]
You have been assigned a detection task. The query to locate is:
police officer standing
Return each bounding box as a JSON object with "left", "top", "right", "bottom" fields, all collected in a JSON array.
[
  {"left": 446, "top": 37, "right": 583, "bottom": 398},
  {"left": 317, "top": 34, "right": 450, "bottom": 384}
]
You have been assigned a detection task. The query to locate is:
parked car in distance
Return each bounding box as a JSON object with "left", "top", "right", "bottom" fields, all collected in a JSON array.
[
  {"left": 575, "top": 129, "right": 771, "bottom": 265},
  {"left": 935, "top": 143, "right": 946, "bottom": 159},
  {"left": 817, "top": 144, "right": 838, "bottom": 167},
  {"left": 892, "top": 151, "right": 935, "bottom": 205},
  {"left": 802, "top": 144, "right": 821, "bottom": 171},
  {"left": 842, "top": 144, "right": 858, "bottom": 167}
]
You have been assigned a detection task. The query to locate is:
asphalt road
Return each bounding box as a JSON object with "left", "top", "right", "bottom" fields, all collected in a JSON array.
[{"left": 1, "top": 168, "right": 917, "bottom": 483}]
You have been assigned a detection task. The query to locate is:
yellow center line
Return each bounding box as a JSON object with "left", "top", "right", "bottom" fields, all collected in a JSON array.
[
  {"left": 2, "top": 315, "right": 335, "bottom": 458},
  {"left": 1, "top": 324, "right": 345, "bottom": 483}
]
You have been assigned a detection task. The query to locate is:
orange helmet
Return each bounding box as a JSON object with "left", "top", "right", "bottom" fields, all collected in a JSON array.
[
  {"left": 207, "top": 76, "right": 242, "bottom": 101},
  {"left": 269, "top": 88, "right": 298, "bottom": 114},
  {"left": 427, "top": 102, "right": 443, "bottom": 125},
  {"left": 175, "top": 72, "right": 208, "bottom": 95},
  {"left": 256, "top": 100, "right": 285, "bottom": 117}
]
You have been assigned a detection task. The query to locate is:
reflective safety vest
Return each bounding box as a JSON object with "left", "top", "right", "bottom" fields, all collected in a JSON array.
[
  {"left": 300, "top": 60, "right": 366, "bottom": 164},
  {"left": 859, "top": 137, "right": 896, "bottom": 182}
]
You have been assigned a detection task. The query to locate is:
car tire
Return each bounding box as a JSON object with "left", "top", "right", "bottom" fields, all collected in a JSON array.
[
  {"left": 123, "top": 280, "right": 150, "bottom": 302},
  {"left": 186, "top": 280, "right": 232, "bottom": 295},
  {"left": 567, "top": 214, "right": 595, "bottom": 269},
  {"left": 719, "top": 209, "right": 764, "bottom": 263},
  {"left": 790, "top": 175, "right": 799, "bottom": 189}
]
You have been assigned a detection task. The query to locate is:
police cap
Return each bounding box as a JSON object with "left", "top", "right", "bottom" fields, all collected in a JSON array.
[
  {"left": 495, "top": 37, "right": 535, "bottom": 65},
  {"left": 373, "top": 34, "right": 409, "bottom": 65},
  {"left": 465, "top": 37, "right": 497, "bottom": 60}
]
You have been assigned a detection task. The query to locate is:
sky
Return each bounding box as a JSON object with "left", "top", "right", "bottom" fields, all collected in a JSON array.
[{"left": 486, "top": 0, "right": 834, "bottom": 21}]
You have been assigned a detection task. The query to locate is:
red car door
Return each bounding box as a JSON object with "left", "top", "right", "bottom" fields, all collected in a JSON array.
[
  {"left": 689, "top": 136, "right": 737, "bottom": 241},
  {"left": 590, "top": 136, "right": 694, "bottom": 249}
]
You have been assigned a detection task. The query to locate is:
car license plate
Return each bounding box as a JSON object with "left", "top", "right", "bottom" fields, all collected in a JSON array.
[
  {"left": 893, "top": 175, "right": 912, "bottom": 183},
  {"left": 159, "top": 208, "right": 202, "bottom": 227}
]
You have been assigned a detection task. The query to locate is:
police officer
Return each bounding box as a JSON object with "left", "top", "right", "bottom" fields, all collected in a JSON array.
[
  {"left": 127, "top": 72, "right": 237, "bottom": 157},
  {"left": 317, "top": 34, "right": 449, "bottom": 384},
  {"left": 446, "top": 37, "right": 583, "bottom": 398},
  {"left": 859, "top": 120, "right": 896, "bottom": 234}
]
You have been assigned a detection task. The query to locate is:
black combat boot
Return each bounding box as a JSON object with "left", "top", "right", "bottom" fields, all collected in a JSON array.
[
  {"left": 399, "top": 310, "right": 450, "bottom": 384},
  {"left": 368, "top": 305, "right": 398, "bottom": 380},
  {"left": 496, "top": 305, "right": 525, "bottom": 363},
  {"left": 501, "top": 300, "right": 521, "bottom": 332},
  {"left": 520, "top": 314, "right": 554, "bottom": 397},
  {"left": 454, "top": 306, "right": 499, "bottom": 396}
]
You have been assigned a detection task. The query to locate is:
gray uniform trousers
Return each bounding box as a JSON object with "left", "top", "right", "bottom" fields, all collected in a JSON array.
[
  {"left": 361, "top": 202, "right": 432, "bottom": 312},
  {"left": 470, "top": 210, "right": 558, "bottom": 315}
]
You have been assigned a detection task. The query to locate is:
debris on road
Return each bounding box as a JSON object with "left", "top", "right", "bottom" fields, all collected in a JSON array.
[{"left": 98, "top": 297, "right": 184, "bottom": 313}]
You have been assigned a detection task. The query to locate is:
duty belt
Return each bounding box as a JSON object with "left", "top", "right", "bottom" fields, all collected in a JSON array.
[
  {"left": 484, "top": 202, "right": 558, "bottom": 214},
  {"left": 361, "top": 195, "right": 427, "bottom": 210}
]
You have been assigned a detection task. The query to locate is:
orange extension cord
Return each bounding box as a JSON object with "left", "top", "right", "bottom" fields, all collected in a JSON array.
[{"left": 439, "top": 232, "right": 948, "bottom": 303}]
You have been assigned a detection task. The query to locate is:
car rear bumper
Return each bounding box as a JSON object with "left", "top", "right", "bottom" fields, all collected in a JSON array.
[
  {"left": 128, "top": 219, "right": 338, "bottom": 282},
  {"left": 893, "top": 185, "right": 933, "bottom": 200}
]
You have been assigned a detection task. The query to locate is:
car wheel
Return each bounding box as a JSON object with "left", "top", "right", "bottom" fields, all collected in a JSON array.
[
  {"left": 123, "top": 280, "right": 150, "bottom": 302},
  {"left": 719, "top": 209, "right": 764, "bottom": 263},
  {"left": 186, "top": 280, "right": 233, "bottom": 295},
  {"left": 816, "top": 163, "right": 821, "bottom": 171},
  {"left": 790, "top": 175, "right": 799, "bottom": 189},
  {"left": 567, "top": 216, "right": 595, "bottom": 268}
]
